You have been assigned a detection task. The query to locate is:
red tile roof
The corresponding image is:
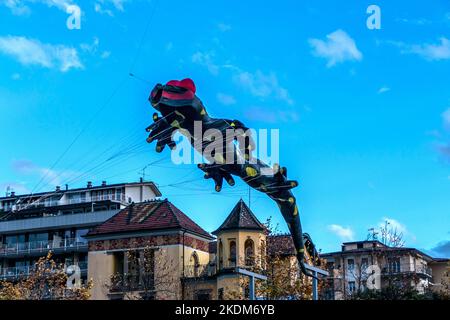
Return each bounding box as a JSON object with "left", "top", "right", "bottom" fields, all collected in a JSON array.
[{"left": 86, "top": 200, "right": 213, "bottom": 239}]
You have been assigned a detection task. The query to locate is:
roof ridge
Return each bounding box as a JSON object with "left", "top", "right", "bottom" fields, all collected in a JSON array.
[
  {"left": 239, "top": 200, "right": 266, "bottom": 230},
  {"left": 212, "top": 199, "right": 264, "bottom": 234},
  {"left": 166, "top": 201, "right": 182, "bottom": 228}
]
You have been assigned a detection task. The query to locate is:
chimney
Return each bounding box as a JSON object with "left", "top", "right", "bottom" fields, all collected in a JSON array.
[
  {"left": 87, "top": 181, "right": 92, "bottom": 188},
  {"left": 10, "top": 191, "right": 15, "bottom": 197},
  {"left": 65, "top": 184, "right": 68, "bottom": 191},
  {"left": 139, "top": 177, "right": 143, "bottom": 183},
  {"left": 55, "top": 186, "right": 61, "bottom": 192},
  {"left": 102, "top": 181, "right": 107, "bottom": 187}
]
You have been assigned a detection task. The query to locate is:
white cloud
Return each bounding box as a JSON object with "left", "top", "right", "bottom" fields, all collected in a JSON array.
[
  {"left": 378, "top": 86, "right": 391, "bottom": 94},
  {"left": 216, "top": 92, "right": 236, "bottom": 106},
  {"left": 80, "top": 37, "right": 99, "bottom": 54},
  {"left": 94, "top": 2, "right": 113, "bottom": 16},
  {"left": 2, "top": 0, "right": 74, "bottom": 14},
  {"left": 0, "top": 35, "right": 83, "bottom": 72},
  {"left": 165, "top": 42, "right": 173, "bottom": 51},
  {"left": 396, "top": 17, "right": 432, "bottom": 26},
  {"left": 233, "top": 70, "right": 293, "bottom": 105},
  {"left": 442, "top": 108, "right": 450, "bottom": 130},
  {"left": 100, "top": 51, "right": 111, "bottom": 59},
  {"left": 309, "top": 29, "right": 363, "bottom": 67},
  {"left": 94, "top": 0, "right": 127, "bottom": 16},
  {"left": 11, "top": 159, "right": 77, "bottom": 189},
  {"left": 392, "top": 37, "right": 450, "bottom": 61},
  {"left": 328, "top": 224, "right": 355, "bottom": 241},
  {"left": 3, "top": 0, "right": 31, "bottom": 15},
  {"left": 12, "top": 159, "right": 61, "bottom": 185},
  {"left": 379, "top": 217, "right": 407, "bottom": 235},
  {"left": 192, "top": 50, "right": 294, "bottom": 106},
  {"left": 191, "top": 51, "right": 220, "bottom": 75},
  {"left": 217, "top": 23, "right": 231, "bottom": 32},
  {"left": 0, "top": 182, "right": 30, "bottom": 195},
  {"left": 80, "top": 37, "right": 111, "bottom": 60}
]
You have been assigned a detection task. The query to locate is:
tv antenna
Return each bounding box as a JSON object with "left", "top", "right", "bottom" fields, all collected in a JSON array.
[
  {"left": 367, "top": 227, "right": 379, "bottom": 241},
  {"left": 138, "top": 164, "right": 152, "bottom": 182},
  {"left": 5, "top": 186, "right": 11, "bottom": 197}
]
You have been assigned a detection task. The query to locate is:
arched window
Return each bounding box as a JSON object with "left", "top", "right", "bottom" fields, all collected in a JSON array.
[
  {"left": 229, "top": 241, "right": 236, "bottom": 265},
  {"left": 244, "top": 239, "right": 254, "bottom": 266},
  {"left": 190, "top": 252, "right": 200, "bottom": 277},
  {"left": 218, "top": 241, "right": 223, "bottom": 269}
]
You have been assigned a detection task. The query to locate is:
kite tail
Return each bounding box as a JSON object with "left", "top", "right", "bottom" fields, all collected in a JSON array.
[
  {"left": 198, "top": 161, "right": 317, "bottom": 279},
  {"left": 274, "top": 194, "right": 317, "bottom": 279}
]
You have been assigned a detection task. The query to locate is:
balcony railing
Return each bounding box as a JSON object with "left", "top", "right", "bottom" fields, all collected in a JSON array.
[
  {"left": 109, "top": 273, "right": 155, "bottom": 293},
  {"left": 381, "top": 265, "right": 432, "bottom": 277},
  {"left": 7, "top": 194, "right": 126, "bottom": 211},
  {"left": 183, "top": 264, "right": 217, "bottom": 278},
  {"left": 0, "top": 238, "right": 88, "bottom": 257},
  {"left": 0, "top": 262, "right": 88, "bottom": 280}
]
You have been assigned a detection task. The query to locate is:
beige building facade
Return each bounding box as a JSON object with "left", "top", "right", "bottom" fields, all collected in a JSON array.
[{"left": 86, "top": 198, "right": 308, "bottom": 300}]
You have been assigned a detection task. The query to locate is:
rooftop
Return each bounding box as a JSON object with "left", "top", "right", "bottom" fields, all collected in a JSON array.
[
  {"left": 212, "top": 199, "right": 266, "bottom": 235},
  {"left": 0, "top": 181, "right": 162, "bottom": 201},
  {"left": 86, "top": 199, "right": 213, "bottom": 240},
  {"left": 321, "top": 242, "right": 436, "bottom": 262}
]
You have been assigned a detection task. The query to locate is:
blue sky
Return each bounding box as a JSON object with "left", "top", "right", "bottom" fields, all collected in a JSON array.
[{"left": 0, "top": 0, "right": 449, "bottom": 256}]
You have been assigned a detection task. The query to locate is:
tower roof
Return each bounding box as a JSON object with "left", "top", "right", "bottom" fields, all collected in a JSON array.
[{"left": 212, "top": 199, "right": 265, "bottom": 235}]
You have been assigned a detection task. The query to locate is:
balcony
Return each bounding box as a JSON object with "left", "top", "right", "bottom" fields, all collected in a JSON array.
[
  {"left": 68, "top": 194, "right": 126, "bottom": 205},
  {"left": 11, "top": 194, "right": 126, "bottom": 211},
  {"left": 0, "top": 210, "right": 118, "bottom": 234},
  {"left": 109, "top": 273, "right": 155, "bottom": 297},
  {"left": 0, "top": 238, "right": 88, "bottom": 257},
  {"left": 381, "top": 265, "right": 432, "bottom": 278},
  {"left": 0, "top": 262, "right": 88, "bottom": 280},
  {"left": 183, "top": 264, "right": 216, "bottom": 278}
]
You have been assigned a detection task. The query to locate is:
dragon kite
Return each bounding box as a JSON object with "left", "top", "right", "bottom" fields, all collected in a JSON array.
[{"left": 145, "top": 78, "right": 317, "bottom": 277}]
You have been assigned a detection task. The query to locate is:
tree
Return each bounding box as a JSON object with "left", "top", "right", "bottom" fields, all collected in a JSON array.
[
  {"left": 106, "top": 247, "right": 179, "bottom": 300},
  {"left": 348, "top": 222, "right": 429, "bottom": 300},
  {"left": 246, "top": 217, "right": 324, "bottom": 300},
  {"left": 0, "top": 252, "right": 92, "bottom": 300}
]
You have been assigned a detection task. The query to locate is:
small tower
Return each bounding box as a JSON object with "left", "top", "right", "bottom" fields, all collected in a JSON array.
[{"left": 212, "top": 199, "right": 266, "bottom": 270}]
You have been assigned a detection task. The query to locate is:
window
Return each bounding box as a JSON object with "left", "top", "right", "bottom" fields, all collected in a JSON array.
[
  {"left": 115, "top": 189, "right": 122, "bottom": 201},
  {"left": 195, "top": 290, "right": 212, "bottom": 300},
  {"left": 388, "top": 258, "right": 401, "bottom": 273},
  {"left": 348, "top": 281, "right": 356, "bottom": 294},
  {"left": 244, "top": 239, "right": 254, "bottom": 266},
  {"left": 75, "top": 229, "right": 89, "bottom": 244},
  {"left": 125, "top": 249, "right": 155, "bottom": 291},
  {"left": 326, "top": 262, "right": 335, "bottom": 272},
  {"left": 361, "top": 257, "right": 369, "bottom": 269},
  {"left": 218, "top": 241, "right": 223, "bottom": 269},
  {"left": 218, "top": 288, "right": 224, "bottom": 300},
  {"left": 190, "top": 252, "right": 200, "bottom": 277},
  {"left": 357, "top": 243, "right": 363, "bottom": 249},
  {"left": 347, "top": 259, "right": 355, "bottom": 270},
  {"left": 229, "top": 241, "right": 236, "bottom": 265}
]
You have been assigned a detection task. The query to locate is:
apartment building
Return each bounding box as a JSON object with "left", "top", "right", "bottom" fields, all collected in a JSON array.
[
  {"left": 0, "top": 180, "right": 161, "bottom": 282},
  {"left": 321, "top": 240, "right": 447, "bottom": 299}
]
